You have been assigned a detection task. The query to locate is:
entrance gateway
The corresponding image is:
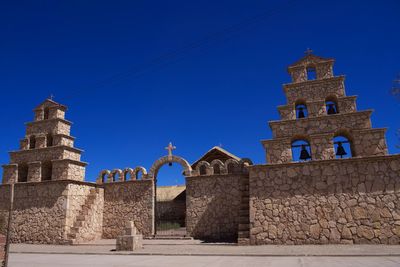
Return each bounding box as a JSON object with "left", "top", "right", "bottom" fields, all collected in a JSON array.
[{"left": 147, "top": 142, "right": 193, "bottom": 237}]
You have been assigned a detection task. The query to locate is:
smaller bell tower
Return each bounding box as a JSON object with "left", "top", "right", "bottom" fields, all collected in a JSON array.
[
  {"left": 2, "top": 98, "right": 87, "bottom": 184},
  {"left": 262, "top": 51, "right": 388, "bottom": 163}
]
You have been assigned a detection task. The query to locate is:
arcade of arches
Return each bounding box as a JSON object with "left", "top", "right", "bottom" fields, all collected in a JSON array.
[{"left": 1, "top": 53, "right": 400, "bottom": 246}]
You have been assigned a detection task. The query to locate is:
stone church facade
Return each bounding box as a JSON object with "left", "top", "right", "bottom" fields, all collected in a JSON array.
[{"left": 1, "top": 53, "right": 399, "bottom": 245}]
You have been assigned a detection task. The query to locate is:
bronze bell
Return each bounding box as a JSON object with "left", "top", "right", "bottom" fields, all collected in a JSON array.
[
  {"left": 336, "top": 142, "right": 347, "bottom": 158},
  {"left": 298, "top": 107, "right": 305, "bottom": 118},
  {"left": 299, "top": 145, "right": 311, "bottom": 160},
  {"left": 327, "top": 104, "right": 336, "bottom": 115}
]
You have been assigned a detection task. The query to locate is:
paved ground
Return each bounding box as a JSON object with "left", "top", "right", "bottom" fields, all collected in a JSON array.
[
  {"left": 8, "top": 239, "right": 400, "bottom": 266},
  {"left": 8, "top": 254, "right": 400, "bottom": 267},
  {"left": 10, "top": 239, "right": 400, "bottom": 256}
]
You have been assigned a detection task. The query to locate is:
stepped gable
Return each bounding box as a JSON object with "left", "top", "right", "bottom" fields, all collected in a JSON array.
[
  {"left": 2, "top": 98, "right": 87, "bottom": 184},
  {"left": 262, "top": 52, "right": 388, "bottom": 164}
]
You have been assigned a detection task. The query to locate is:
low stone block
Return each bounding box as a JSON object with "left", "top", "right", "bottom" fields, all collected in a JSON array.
[{"left": 116, "top": 221, "right": 143, "bottom": 251}]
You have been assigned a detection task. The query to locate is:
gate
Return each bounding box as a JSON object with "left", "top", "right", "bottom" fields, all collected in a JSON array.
[{"left": 155, "top": 186, "right": 187, "bottom": 237}]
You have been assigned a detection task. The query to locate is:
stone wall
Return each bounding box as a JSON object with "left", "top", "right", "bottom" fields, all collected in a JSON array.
[
  {"left": 248, "top": 155, "right": 400, "bottom": 245},
  {"left": 0, "top": 234, "right": 4, "bottom": 267},
  {"left": 0, "top": 182, "right": 68, "bottom": 244},
  {"left": 102, "top": 180, "right": 153, "bottom": 238},
  {"left": 0, "top": 181, "right": 102, "bottom": 244},
  {"left": 186, "top": 174, "right": 242, "bottom": 241}
]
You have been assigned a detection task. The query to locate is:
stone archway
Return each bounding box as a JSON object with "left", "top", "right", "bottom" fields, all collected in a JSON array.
[{"left": 148, "top": 154, "right": 193, "bottom": 236}]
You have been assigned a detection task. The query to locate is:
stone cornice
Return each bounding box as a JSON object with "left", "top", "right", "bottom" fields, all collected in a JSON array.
[
  {"left": 0, "top": 179, "right": 99, "bottom": 188},
  {"left": 268, "top": 109, "right": 373, "bottom": 126},
  {"left": 25, "top": 118, "right": 73, "bottom": 126},
  {"left": 283, "top": 75, "right": 345, "bottom": 91},
  {"left": 261, "top": 132, "right": 335, "bottom": 146},
  {"left": 53, "top": 133, "right": 76, "bottom": 140},
  {"left": 9, "top": 145, "right": 84, "bottom": 154},
  {"left": 247, "top": 154, "right": 400, "bottom": 170},
  {"left": 52, "top": 158, "right": 88, "bottom": 166}
]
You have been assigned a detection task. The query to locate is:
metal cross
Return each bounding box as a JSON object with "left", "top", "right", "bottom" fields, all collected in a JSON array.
[
  {"left": 304, "top": 48, "right": 313, "bottom": 55},
  {"left": 165, "top": 142, "right": 176, "bottom": 157},
  {"left": 49, "top": 94, "right": 54, "bottom": 100}
]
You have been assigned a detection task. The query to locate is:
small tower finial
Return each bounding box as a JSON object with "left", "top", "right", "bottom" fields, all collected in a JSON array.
[
  {"left": 49, "top": 94, "right": 54, "bottom": 100},
  {"left": 304, "top": 48, "right": 313, "bottom": 56}
]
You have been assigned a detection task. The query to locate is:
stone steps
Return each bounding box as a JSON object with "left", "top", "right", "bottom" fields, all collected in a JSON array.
[
  {"left": 67, "top": 188, "right": 98, "bottom": 244},
  {"left": 237, "top": 175, "right": 250, "bottom": 244}
]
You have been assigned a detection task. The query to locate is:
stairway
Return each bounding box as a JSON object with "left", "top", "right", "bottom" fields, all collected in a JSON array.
[
  {"left": 237, "top": 175, "right": 250, "bottom": 245},
  {"left": 67, "top": 188, "right": 99, "bottom": 244}
]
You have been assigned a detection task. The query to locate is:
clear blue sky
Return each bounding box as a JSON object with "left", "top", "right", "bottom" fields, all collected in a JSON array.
[{"left": 1, "top": 0, "right": 399, "bottom": 185}]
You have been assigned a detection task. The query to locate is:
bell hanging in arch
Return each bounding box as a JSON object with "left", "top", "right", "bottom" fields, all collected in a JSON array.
[
  {"left": 297, "top": 107, "right": 305, "bottom": 118},
  {"left": 327, "top": 104, "right": 336, "bottom": 115},
  {"left": 336, "top": 141, "right": 347, "bottom": 158},
  {"left": 299, "top": 145, "right": 311, "bottom": 161}
]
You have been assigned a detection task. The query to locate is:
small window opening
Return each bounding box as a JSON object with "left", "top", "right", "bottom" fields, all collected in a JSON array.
[
  {"left": 29, "top": 135, "right": 36, "bottom": 149},
  {"left": 41, "top": 161, "right": 52, "bottom": 181},
  {"left": 307, "top": 67, "right": 316, "bottom": 80},
  {"left": 43, "top": 107, "right": 50, "bottom": 120},
  {"left": 213, "top": 164, "right": 221, "bottom": 175},
  {"left": 46, "top": 134, "right": 53, "bottom": 147},
  {"left": 291, "top": 140, "right": 312, "bottom": 162},
  {"left": 199, "top": 165, "right": 207, "bottom": 175},
  {"left": 18, "top": 163, "right": 28, "bottom": 183}
]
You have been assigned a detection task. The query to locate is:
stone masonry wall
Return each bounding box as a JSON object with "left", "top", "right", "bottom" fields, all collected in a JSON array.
[
  {"left": 0, "top": 234, "right": 4, "bottom": 267},
  {"left": 0, "top": 181, "right": 103, "bottom": 245},
  {"left": 102, "top": 180, "right": 153, "bottom": 238},
  {"left": 0, "top": 182, "right": 68, "bottom": 244},
  {"left": 249, "top": 155, "right": 400, "bottom": 245},
  {"left": 186, "top": 174, "right": 242, "bottom": 242},
  {"left": 0, "top": 234, "right": 6, "bottom": 267}
]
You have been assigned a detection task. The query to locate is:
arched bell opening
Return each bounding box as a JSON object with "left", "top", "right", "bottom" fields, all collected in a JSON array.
[
  {"left": 333, "top": 134, "right": 353, "bottom": 159},
  {"left": 325, "top": 95, "right": 339, "bottom": 115},
  {"left": 291, "top": 139, "right": 312, "bottom": 162},
  {"left": 295, "top": 100, "right": 308, "bottom": 119}
]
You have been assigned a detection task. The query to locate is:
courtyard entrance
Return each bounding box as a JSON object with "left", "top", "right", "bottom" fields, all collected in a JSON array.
[{"left": 148, "top": 143, "right": 193, "bottom": 237}]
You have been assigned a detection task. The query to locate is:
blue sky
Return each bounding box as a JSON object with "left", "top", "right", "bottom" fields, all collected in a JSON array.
[{"left": 0, "top": 0, "right": 399, "bottom": 185}]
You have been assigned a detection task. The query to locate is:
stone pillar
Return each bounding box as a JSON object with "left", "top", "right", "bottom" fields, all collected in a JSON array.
[
  {"left": 34, "top": 108, "right": 44, "bottom": 121},
  {"left": 316, "top": 61, "right": 333, "bottom": 79},
  {"left": 308, "top": 101, "right": 326, "bottom": 118},
  {"left": 2, "top": 164, "right": 18, "bottom": 184},
  {"left": 310, "top": 134, "right": 335, "bottom": 160},
  {"left": 28, "top": 161, "right": 41, "bottom": 182},
  {"left": 19, "top": 138, "right": 29, "bottom": 150},
  {"left": 35, "top": 135, "right": 46, "bottom": 148},
  {"left": 263, "top": 139, "right": 292, "bottom": 164},
  {"left": 289, "top": 66, "right": 306, "bottom": 83},
  {"left": 116, "top": 221, "right": 143, "bottom": 251}
]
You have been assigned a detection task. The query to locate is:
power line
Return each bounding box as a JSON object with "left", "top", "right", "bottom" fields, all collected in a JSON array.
[{"left": 76, "top": 0, "right": 299, "bottom": 91}]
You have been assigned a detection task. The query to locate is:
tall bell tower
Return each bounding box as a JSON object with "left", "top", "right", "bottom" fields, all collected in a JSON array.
[
  {"left": 262, "top": 51, "right": 388, "bottom": 163},
  {"left": 2, "top": 98, "right": 87, "bottom": 184}
]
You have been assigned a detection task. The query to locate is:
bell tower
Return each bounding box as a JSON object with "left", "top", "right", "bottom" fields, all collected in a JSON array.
[
  {"left": 262, "top": 51, "right": 388, "bottom": 163},
  {"left": 2, "top": 98, "right": 87, "bottom": 184}
]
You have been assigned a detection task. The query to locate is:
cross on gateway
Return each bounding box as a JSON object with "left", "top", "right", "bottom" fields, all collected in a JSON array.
[{"left": 165, "top": 142, "right": 176, "bottom": 157}]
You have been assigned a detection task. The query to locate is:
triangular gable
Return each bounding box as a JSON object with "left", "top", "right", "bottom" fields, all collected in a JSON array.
[
  {"left": 191, "top": 146, "right": 241, "bottom": 169},
  {"left": 288, "top": 54, "right": 334, "bottom": 69},
  {"left": 34, "top": 98, "right": 67, "bottom": 111}
]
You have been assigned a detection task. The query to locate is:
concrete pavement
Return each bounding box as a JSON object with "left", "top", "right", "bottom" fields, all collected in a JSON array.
[
  {"left": 9, "top": 254, "right": 400, "bottom": 267},
  {"left": 10, "top": 239, "right": 400, "bottom": 256}
]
